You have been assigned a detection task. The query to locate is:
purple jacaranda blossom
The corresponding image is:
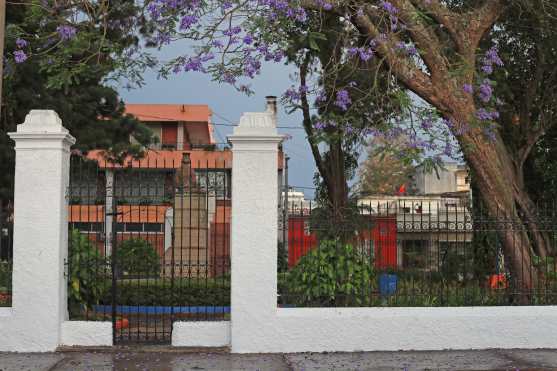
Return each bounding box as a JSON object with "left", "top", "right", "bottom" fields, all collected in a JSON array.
[
  {"left": 390, "top": 15, "right": 398, "bottom": 31},
  {"left": 313, "top": 121, "right": 327, "bottom": 130},
  {"left": 223, "top": 73, "right": 236, "bottom": 84},
  {"left": 396, "top": 42, "right": 417, "bottom": 56},
  {"left": 348, "top": 47, "right": 374, "bottom": 61},
  {"left": 223, "top": 26, "right": 242, "bottom": 36},
  {"left": 485, "top": 46, "right": 504, "bottom": 67},
  {"left": 421, "top": 116, "right": 434, "bottom": 130},
  {"left": 295, "top": 8, "right": 307, "bottom": 21},
  {"left": 14, "top": 50, "right": 27, "bottom": 63},
  {"left": 56, "top": 25, "right": 77, "bottom": 41},
  {"left": 359, "top": 48, "right": 374, "bottom": 61},
  {"left": 380, "top": 1, "right": 398, "bottom": 14},
  {"left": 284, "top": 87, "right": 301, "bottom": 101},
  {"left": 463, "top": 84, "right": 473, "bottom": 94},
  {"left": 222, "top": 1, "right": 233, "bottom": 9},
  {"left": 334, "top": 89, "right": 351, "bottom": 111},
  {"left": 179, "top": 15, "right": 198, "bottom": 30},
  {"left": 273, "top": 51, "right": 284, "bottom": 62},
  {"left": 475, "top": 108, "right": 500, "bottom": 122},
  {"left": 479, "top": 79, "right": 493, "bottom": 103},
  {"left": 315, "top": 90, "right": 327, "bottom": 103},
  {"left": 242, "top": 34, "right": 253, "bottom": 45},
  {"left": 212, "top": 40, "right": 224, "bottom": 48},
  {"left": 443, "top": 143, "right": 453, "bottom": 157},
  {"left": 345, "top": 125, "right": 355, "bottom": 134},
  {"left": 15, "top": 38, "right": 28, "bottom": 48},
  {"left": 481, "top": 64, "right": 493, "bottom": 75},
  {"left": 183, "top": 56, "right": 205, "bottom": 72}
]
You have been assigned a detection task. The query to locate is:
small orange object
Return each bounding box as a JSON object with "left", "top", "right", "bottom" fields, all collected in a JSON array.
[
  {"left": 489, "top": 274, "right": 507, "bottom": 289},
  {"left": 115, "top": 318, "right": 129, "bottom": 330}
]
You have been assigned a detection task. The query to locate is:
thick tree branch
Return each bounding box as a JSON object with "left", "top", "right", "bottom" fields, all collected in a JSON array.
[
  {"left": 390, "top": 0, "right": 449, "bottom": 83},
  {"left": 465, "top": 0, "right": 505, "bottom": 52},
  {"left": 299, "top": 53, "right": 329, "bottom": 182}
]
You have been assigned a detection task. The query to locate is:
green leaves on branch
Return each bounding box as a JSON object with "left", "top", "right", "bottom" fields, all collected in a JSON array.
[{"left": 285, "top": 239, "right": 374, "bottom": 306}]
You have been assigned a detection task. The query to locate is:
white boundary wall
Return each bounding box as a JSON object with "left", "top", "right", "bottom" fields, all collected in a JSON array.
[
  {"left": 2, "top": 108, "right": 557, "bottom": 352},
  {"left": 227, "top": 108, "right": 557, "bottom": 353}
]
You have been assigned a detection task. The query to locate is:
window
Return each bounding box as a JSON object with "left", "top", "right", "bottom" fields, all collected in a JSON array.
[
  {"left": 144, "top": 223, "right": 163, "bottom": 232},
  {"left": 195, "top": 170, "right": 231, "bottom": 198},
  {"left": 161, "top": 124, "right": 178, "bottom": 148},
  {"left": 402, "top": 240, "right": 429, "bottom": 269},
  {"left": 70, "top": 222, "right": 103, "bottom": 233}
]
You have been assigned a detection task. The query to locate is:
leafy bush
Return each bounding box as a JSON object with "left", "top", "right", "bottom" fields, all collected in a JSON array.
[
  {"left": 103, "top": 278, "right": 230, "bottom": 306},
  {"left": 114, "top": 239, "right": 160, "bottom": 277},
  {"left": 285, "top": 239, "right": 374, "bottom": 306},
  {"left": 68, "top": 229, "right": 110, "bottom": 315},
  {"left": 0, "top": 260, "right": 12, "bottom": 293}
]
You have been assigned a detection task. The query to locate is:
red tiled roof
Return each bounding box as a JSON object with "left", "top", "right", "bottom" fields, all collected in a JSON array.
[
  {"left": 86, "top": 149, "right": 284, "bottom": 170},
  {"left": 124, "top": 104, "right": 211, "bottom": 123}
]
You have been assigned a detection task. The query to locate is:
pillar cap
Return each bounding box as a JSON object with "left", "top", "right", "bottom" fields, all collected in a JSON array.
[
  {"left": 8, "top": 110, "right": 76, "bottom": 146},
  {"left": 18, "top": 110, "right": 68, "bottom": 134}
]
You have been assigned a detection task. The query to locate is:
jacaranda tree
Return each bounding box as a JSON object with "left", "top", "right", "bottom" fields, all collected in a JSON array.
[{"left": 9, "top": 0, "right": 557, "bottom": 291}]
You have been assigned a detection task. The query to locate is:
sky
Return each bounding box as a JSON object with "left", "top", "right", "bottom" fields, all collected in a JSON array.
[{"left": 117, "top": 61, "right": 318, "bottom": 199}]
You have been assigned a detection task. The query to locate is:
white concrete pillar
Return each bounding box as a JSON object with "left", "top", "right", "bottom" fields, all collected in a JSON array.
[
  {"left": 228, "top": 112, "right": 283, "bottom": 353},
  {"left": 6, "top": 110, "right": 75, "bottom": 351}
]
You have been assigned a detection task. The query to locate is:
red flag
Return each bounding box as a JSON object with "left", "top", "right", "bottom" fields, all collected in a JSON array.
[{"left": 397, "top": 184, "right": 406, "bottom": 195}]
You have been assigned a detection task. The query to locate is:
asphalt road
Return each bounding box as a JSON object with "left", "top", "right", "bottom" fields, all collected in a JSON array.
[{"left": 1, "top": 348, "right": 557, "bottom": 370}]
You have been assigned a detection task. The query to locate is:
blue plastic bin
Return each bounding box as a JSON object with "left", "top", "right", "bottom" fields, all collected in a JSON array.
[{"left": 379, "top": 273, "right": 398, "bottom": 296}]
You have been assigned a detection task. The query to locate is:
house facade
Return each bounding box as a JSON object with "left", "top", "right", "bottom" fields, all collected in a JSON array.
[
  {"left": 69, "top": 102, "right": 283, "bottom": 277},
  {"left": 287, "top": 163, "right": 473, "bottom": 272}
]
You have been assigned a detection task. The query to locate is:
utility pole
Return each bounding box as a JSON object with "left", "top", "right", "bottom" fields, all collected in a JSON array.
[{"left": 0, "top": 0, "right": 6, "bottom": 110}]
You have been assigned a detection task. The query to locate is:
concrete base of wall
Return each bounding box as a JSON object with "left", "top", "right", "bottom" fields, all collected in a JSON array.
[
  {"left": 231, "top": 307, "right": 557, "bottom": 353},
  {"left": 60, "top": 321, "right": 112, "bottom": 347},
  {"left": 172, "top": 321, "right": 230, "bottom": 347}
]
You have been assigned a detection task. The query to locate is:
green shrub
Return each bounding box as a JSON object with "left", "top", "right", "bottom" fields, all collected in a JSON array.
[
  {"left": 103, "top": 278, "right": 230, "bottom": 306},
  {"left": 285, "top": 239, "right": 374, "bottom": 306},
  {"left": 114, "top": 239, "right": 160, "bottom": 277},
  {"left": 0, "top": 260, "right": 12, "bottom": 293},
  {"left": 68, "top": 229, "right": 110, "bottom": 315}
]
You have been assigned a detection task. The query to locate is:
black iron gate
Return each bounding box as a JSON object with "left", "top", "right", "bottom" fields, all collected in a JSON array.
[{"left": 68, "top": 153, "right": 231, "bottom": 344}]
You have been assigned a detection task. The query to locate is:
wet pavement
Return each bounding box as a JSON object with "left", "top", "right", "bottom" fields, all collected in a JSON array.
[{"left": 1, "top": 348, "right": 557, "bottom": 370}]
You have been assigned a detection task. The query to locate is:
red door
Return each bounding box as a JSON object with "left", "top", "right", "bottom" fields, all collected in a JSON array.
[{"left": 372, "top": 217, "right": 397, "bottom": 269}]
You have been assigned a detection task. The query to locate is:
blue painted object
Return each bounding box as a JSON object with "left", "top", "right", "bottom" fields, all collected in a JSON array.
[
  {"left": 379, "top": 273, "right": 397, "bottom": 296},
  {"left": 93, "top": 305, "right": 230, "bottom": 315}
]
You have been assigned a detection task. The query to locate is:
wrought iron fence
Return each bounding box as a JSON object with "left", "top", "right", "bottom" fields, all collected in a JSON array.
[
  {"left": 0, "top": 207, "right": 12, "bottom": 307},
  {"left": 67, "top": 152, "right": 231, "bottom": 344},
  {"left": 278, "top": 196, "right": 557, "bottom": 307}
]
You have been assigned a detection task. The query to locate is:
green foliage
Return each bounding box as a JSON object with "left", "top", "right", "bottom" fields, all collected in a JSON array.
[
  {"left": 285, "top": 239, "right": 374, "bottom": 306},
  {"left": 68, "top": 229, "right": 109, "bottom": 315},
  {"left": 0, "top": 261, "right": 12, "bottom": 294},
  {"left": 1, "top": 1, "right": 156, "bottom": 202},
  {"left": 114, "top": 239, "right": 160, "bottom": 277},
  {"left": 105, "top": 279, "right": 230, "bottom": 307}
]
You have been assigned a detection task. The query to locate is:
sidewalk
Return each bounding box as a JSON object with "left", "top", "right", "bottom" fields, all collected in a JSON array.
[{"left": 1, "top": 348, "right": 557, "bottom": 370}]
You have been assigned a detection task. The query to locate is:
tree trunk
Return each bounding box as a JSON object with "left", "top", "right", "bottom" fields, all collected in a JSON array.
[{"left": 456, "top": 115, "right": 538, "bottom": 293}]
